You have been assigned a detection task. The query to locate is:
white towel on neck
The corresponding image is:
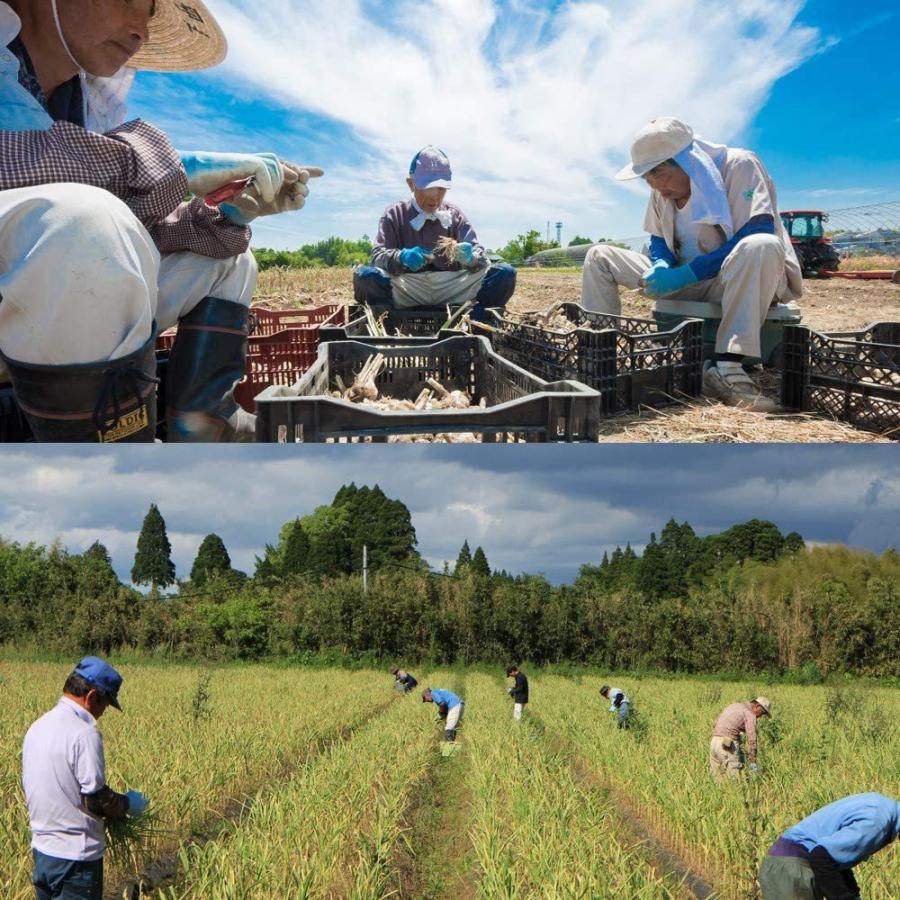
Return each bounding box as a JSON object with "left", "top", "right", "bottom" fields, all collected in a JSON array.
[
  {"left": 673, "top": 138, "right": 734, "bottom": 239},
  {"left": 410, "top": 198, "right": 453, "bottom": 232}
]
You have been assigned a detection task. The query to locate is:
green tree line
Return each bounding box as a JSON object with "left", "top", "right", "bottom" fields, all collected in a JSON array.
[{"left": 0, "top": 488, "right": 897, "bottom": 677}]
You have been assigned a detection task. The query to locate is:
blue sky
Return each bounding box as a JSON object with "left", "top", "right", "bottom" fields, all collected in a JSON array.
[
  {"left": 0, "top": 446, "right": 895, "bottom": 585},
  {"left": 125, "top": 0, "right": 899, "bottom": 250}
]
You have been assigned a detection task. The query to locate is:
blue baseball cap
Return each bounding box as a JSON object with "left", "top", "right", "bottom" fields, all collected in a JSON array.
[
  {"left": 409, "top": 146, "right": 452, "bottom": 190},
  {"left": 74, "top": 657, "right": 123, "bottom": 710}
]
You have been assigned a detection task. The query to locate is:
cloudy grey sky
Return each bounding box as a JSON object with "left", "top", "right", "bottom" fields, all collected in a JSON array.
[{"left": 0, "top": 446, "right": 896, "bottom": 585}]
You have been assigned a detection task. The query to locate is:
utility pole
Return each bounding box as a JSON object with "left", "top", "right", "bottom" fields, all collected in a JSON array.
[
  {"left": 362, "top": 544, "right": 368, "bottom": 594},
  {"left": 546, "top": 220, "right": 550, "bottom": 244}
]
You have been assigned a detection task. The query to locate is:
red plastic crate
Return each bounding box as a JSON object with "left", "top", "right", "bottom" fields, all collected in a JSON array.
[
  {"left": 234, "top": 330, "right": 323, "bottom": 411},
  {"left": 156, "top": 304, "right": 348, "bottom": 411}
]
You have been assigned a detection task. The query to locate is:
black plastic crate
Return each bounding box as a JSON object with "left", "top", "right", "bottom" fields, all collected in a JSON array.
[
  {"left": 476, "top": 303, "right": 703, "bottom": 415},
  {"left": 781, "top": 322, "right": 900, "bottom": 438},
  {"left": 254, "top": 335, "right": 599, "bottom": 443},
  {"left": 346, "top": 303, "right": 463, "bottom": 338}
]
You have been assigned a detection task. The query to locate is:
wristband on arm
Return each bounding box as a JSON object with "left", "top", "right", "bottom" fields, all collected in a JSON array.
[{"left": 82, "top": 785, "right": 129, "bottom": 819}]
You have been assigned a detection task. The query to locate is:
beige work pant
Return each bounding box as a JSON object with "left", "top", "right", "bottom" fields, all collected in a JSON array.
[
  {"left": 709, "top": 735, "right": 745, "bottom": 780},
  {"left": 391, "top": 268, "right": 488, "bottom": 308},
  {"left": 581, "top": 236, "right": 788, "bottom": 358},
  {"left": 513, "top": 702, "right": 524, "bottom": 721},
  {"left": 0, "top": 184, "right": 257, "bottom": 373}
]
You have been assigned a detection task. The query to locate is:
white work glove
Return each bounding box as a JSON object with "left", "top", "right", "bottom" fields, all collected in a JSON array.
[
  {"left": 178, "top": 151, "right": 285, "bottom": 203},
  {"left": 221, "top": 163, "right": 324, "bottom": 225}
]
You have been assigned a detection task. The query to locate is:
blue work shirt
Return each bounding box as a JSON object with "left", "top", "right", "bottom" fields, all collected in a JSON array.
[
  {"left": 782, "top": 793, "right": 900, "bottom": 867},
  {"left": 429, "top": 689, "right": 462, "bottom": 709}
]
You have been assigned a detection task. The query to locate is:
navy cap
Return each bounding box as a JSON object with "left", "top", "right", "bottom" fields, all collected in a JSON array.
[
  {"left": 74, "top": 657, "right": 123, "bottom": 710},
  {"left": 409, "top": 146, "right": 452, "bottom": 190}
]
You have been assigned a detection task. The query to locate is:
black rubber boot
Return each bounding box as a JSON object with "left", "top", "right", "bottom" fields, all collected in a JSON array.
[
  {"left": 165, "top": 297, "right": 256, "bottom": 442},
  {"left": 2, "top": 333, "right": 158, "bottom": 443}
]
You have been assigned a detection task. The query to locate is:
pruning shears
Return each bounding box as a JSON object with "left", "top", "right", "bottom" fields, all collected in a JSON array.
[{"left": 204, "top": 177, "right": 254, "bottom": 206}]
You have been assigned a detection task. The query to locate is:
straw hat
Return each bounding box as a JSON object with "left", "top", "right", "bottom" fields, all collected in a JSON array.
[{"left": 129, "top": 0, "right": 227, "bottom": 72}]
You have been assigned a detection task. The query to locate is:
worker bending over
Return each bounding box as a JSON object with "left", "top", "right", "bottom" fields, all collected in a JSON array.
[
  {"left": 600, "top": 684, "right": 631, "bottom": 729},
  {"left": 389, "top": 665, "right": 418, "bottom": 693},
  {"left": 422, "top": 687, "right": 465, "bottom": 742},
  {"left": 759, "top": 792, "right": 899, "bottom": 899},
  {"left": 710, "top": 696, "right": 771, "bottom": 780}
]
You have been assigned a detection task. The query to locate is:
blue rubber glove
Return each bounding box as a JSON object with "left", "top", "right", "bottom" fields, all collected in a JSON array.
[
  {"left": 748, "top": 763, "right": 760, "bottom": 774},
  {"left": 455, "top": 242, "right": 476, "bottom": 266},
  {"left": 178, "top": 151, "right": 284, "bottom": 203},
  {"left": 125, "top": 790, "right": 149, "bottom": 816},
  {"left": 399, "top": 246, "right": 431, "bottom": 272},
  {"left": 643, "top": 263, "right": 698, "bottom": 298},
  {"left": 642, "top": 259, "right": 671, "bottom": 280}
]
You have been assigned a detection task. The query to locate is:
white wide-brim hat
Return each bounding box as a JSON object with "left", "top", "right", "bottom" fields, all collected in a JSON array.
[
  {"left": 615, "top": 117, "right": 695, "bottom": 181},
  {"left": 129, "top": 0, "right": 227, "bottom": 72}
]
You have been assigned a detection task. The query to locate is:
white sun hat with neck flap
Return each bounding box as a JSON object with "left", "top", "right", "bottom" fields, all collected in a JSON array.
[
  {"left": 129, "top": 0, "right": 227, "bottom": 72},
  {"left": 615, "top": 117, "right": 695, "bottom": 181}
]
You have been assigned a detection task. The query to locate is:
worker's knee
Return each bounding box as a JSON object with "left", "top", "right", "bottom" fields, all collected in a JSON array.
[
  {"left": 584, "top": 244, "right": 616, "bottom": 267},
  {"left": 729, "top": 233, "right": 784, "bottom": 264},
  {"left": 209, "top": 249, "right": 258, "bottom": 307},
  {"left": 35, "top": 184, "right": 157, "bottom": 272}
]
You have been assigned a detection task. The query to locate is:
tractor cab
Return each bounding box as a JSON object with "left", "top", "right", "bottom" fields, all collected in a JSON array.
[{"left": 780, "top": 210, "right": 840, "bottom": 274}]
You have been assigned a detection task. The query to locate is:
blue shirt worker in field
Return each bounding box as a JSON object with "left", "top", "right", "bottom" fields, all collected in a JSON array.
[
  {"left": 599, "top": 684, "right": 631, "bottom": 729},
  {"left": 422, "top": 687, "right": 465, "bottom": 742},
  {"left": 22, "top": 657, "right": 149, "bottom": 900},
  {"left": 0, "top": 0, "right": 321, "bottom": 442},
  {"left": 506, "top": 665, "right": 529, "bottom": 721},
  {"left": 758, "top": 793, "right": 899, "bottom": 900},
  {"left": 582, "top": 117, "right": 803, "bottom": 413},
  {"left": 389, "top": 665, "right": 418, "bottom": 693},
  {"left": 353, "top": 146, "right": 517, "bottom": 321},
  {"left": 709, "top": 696, "right": 771, "bottom": 780}
]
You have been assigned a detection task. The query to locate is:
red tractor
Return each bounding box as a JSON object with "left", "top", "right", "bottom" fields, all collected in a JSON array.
[{"left": 780, "top": 210, "right": 841, "bottom": 275}]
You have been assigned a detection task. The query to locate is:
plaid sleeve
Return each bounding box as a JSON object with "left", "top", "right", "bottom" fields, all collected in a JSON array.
[
  {"left": 0, "top": 119, "right": 186, "bottom": 225},
  {"left": 149, "top": 198, "right": 252, "bottom": 259}
]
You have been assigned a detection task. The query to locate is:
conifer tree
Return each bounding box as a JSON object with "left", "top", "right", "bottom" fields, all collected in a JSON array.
[
  {"left": 191, "top": 534, "right": 232, "bottom": 586},
  {"left": 131, "top": 504, "right": 175, "bottom": 589}
]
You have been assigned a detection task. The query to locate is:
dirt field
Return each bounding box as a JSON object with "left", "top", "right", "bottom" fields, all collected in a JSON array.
[{"left": 254, "top": 266, "right": 900, "bottom": 443}]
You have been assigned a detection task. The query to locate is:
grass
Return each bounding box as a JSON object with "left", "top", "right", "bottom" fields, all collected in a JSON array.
[{"left": 3, "top": 663, "right": 898, "bottom": 898}]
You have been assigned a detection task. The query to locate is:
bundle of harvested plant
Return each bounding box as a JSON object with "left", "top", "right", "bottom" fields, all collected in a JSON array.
[
  {"left": 433, "top": 235, "right": 459, "bottom": 266},
  {"left": 105, "top": 809, "right": 161, "bottom": 870},
  {"left": 345, "top": 354, "right": 386, "bottom": 402}
]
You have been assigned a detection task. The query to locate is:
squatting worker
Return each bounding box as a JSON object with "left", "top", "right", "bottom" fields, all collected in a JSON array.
[
  {"left": 710, "top": 696, "right": 771, "bottom": 780},
  {"left": 759, "top": 793, "right": 899, "bottom": 900},
  {"left": 353, "top": 146, "right": 516, "bottom": 321},
  {"left": 422, "top": 687, "right": 465, "bottom": 743},
  {"left": 0, "top": 0, "right": 322, "bottom": 442},
  {"left": 389, "top": 665, "right": 418, "bottom": 693},
  {"left": 582, "top": 117, "right": 803, "bottom": 412},
  {"left": 599, "top": 684, "right": 630, "bottom": 729},
  {"left": 506, "top": 665, "right": 529, "bottom": 721},
  {"left": 22, "top": 657, "right": 149, "bottom": 900}
]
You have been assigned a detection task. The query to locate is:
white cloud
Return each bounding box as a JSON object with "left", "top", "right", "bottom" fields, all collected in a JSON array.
[{"left": 173, "top": 0, "right": 823, "bottom": 247}]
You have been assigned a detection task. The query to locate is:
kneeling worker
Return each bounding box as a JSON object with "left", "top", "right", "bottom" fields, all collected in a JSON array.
[
  {"left": 422, "top": 687, "right": 465, "bottom": 742},
  {"left": 354, "top": 146, "right": 516, "bottom": 321},
  {"left": 583, "top": 117, "right": 803, "bottom": 412},
  {"left": 759, "top": 792, "right": 898, "bottom": 900}
]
